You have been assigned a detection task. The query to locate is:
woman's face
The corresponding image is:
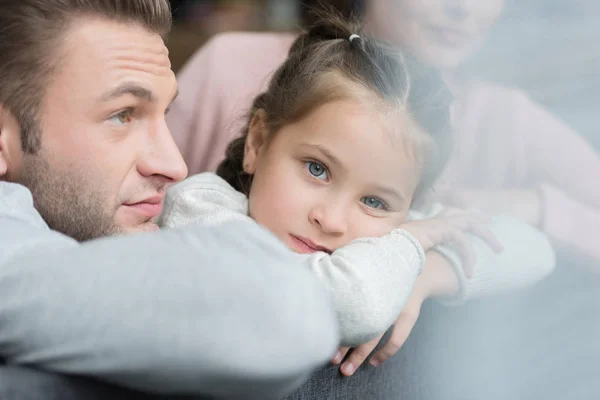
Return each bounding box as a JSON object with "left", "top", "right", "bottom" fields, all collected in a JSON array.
[{"left": 367, "top": 0, "right": 505, "bottom": 69}]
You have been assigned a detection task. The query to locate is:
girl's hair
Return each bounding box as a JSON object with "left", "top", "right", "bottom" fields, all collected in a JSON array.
[{"left": 216, "top": 8, "right": 453, "bottom": 203}]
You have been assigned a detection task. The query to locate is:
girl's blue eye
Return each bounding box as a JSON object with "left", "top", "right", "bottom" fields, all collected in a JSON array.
[
  {"left": 361, "top": 196, "right": 387, "bottom": 210},
  {"left": 306, "top": 161, "right": 329, "bottom": 181},
  {"left": 108, "top": 109, "right": 133, "bottom": 125}
]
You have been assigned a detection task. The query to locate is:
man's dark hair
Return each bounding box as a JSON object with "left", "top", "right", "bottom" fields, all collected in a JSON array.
[{"left": 0, "top": 0, "right": 172, "bottom": 153}]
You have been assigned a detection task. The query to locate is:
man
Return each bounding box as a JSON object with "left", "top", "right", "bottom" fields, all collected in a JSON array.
[{"left": 0, "top": 1, "right": 339, "bottom": 399}]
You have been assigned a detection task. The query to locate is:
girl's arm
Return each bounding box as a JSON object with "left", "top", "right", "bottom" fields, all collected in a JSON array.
[
  {"left": 160, "top": 173, "right": 426, "bottom": 347},
  {"left": 332, "top": 211, "right": 557, "bottom": 375},
  {"left": 410, "top": 205, "right": 556, "bottom": 305},
  {"left": 162, "top": 174, "right": 547, "bottom": 346},
  {"left": 303, "top": 229, "right": 425, "bottom": 347}
]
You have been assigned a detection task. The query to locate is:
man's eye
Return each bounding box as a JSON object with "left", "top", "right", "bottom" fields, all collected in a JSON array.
[{"left": 108, "top": 109, "right": 134, "bottom": 125}]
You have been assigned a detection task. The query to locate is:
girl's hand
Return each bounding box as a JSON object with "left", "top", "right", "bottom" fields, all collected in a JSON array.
[
  {"left": 332, "top": 252, "right": 460, "bottom": 376},
  {"left": 400, "top": 208, "right": 503, "bottom": 277},
  {"left": 332, "top": 209, "right": 505, "bottom": 376}
]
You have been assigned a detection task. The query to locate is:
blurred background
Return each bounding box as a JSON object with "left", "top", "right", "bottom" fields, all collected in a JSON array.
[
  {"left": 166, "top": 0, "right": 599, "bottom": 148},
  {"left": 167, "top": 0, "right": 326, "bottom": 72}
]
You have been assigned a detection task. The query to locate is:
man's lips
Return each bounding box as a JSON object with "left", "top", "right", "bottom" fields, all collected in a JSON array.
[
  {"left": 289, "top": 234, "right": 332, "bottom": 254},
  {"left": 123, "top": 195, "right": 164, "bottom": 218}
]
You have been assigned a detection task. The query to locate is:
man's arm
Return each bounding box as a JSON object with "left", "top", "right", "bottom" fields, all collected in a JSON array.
[{"left": 0, "top": 182, "right": 339, "bottom": 399}]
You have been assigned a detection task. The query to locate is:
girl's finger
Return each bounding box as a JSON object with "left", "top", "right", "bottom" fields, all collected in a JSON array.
[
  {"left": 340, "top": 338, "right": 381, "bottom": 377},
  {"left": 370, "top": 312, "right": 417, "bottom": 366},
  {"left": 332, "top": 346, "right": 351, "bottom": 365}
]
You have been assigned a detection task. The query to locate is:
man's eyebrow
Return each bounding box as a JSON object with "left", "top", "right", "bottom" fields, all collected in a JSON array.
[{"left": 99, "top": 83, "right": 155, "bottom": 103}]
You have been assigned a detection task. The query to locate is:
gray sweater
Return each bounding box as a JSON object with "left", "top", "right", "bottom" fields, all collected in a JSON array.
[{"left": 0, "top": 181, "right": 339, "bottom": 399}]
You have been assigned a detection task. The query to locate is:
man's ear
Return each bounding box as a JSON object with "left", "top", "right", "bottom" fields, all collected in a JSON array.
[
  {"left": 0, "top": 107, "right": 10, "bottom": 177},
  {"left": 243, "top": 109, "right": 270, "bottom": 175},
  {"left": 0, "top": 106, "right": 23, "bottom": 179}
]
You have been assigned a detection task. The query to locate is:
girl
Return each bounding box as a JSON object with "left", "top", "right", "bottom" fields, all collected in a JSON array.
[{"left": 160, "top": 12, "right": 554, "bottom": 347}]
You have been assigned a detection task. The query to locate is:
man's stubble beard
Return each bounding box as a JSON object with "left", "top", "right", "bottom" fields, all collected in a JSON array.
[{"left": 18, "top": 151, "right": 121, "bottom": 242}]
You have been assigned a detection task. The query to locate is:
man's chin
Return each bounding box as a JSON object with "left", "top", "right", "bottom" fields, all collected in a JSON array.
[
  {"left": 116, "top": 207, "right": 161, "bottom": 235},
  {"left": 122, "top": 220, "right": 160, "bottom": 235}
]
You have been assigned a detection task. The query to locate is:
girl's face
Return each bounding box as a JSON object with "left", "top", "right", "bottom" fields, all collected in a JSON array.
[
  {"left": 367, "top": 0, "right": 505, "bottom": 70},
  {"left": 243, "top": 98, "right": 422, "bottom": 254}
]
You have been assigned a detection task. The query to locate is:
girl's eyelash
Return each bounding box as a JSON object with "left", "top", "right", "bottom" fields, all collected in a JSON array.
[
  {"left": 305, "top": 158, "right": 330, "bottom": 174},
  {"left": 377, "top": 201, "right": 391, "bottom": 211},
  {"left": 365, "top": 197, "right": 391, "bottom": 211}
]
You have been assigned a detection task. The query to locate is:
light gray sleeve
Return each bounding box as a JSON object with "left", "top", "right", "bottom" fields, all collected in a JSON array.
[
  {"left": 0, "top": 182, "right": 339, "bottom": 399},
  {"left": 304, "top": 230, "right": 425, "bottom": 347},
  {"left": 434, "top": 215, "right": 556, "bottom": 305}
]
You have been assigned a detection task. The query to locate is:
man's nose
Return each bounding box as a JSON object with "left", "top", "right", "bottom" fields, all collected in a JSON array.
[{"left": 137, "top": 118, "right": 188, "bottom": 183}]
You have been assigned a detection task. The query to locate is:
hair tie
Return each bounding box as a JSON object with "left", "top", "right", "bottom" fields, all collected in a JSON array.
[{"left": 349, "top": 34, "right": 360, "bottom": 43}]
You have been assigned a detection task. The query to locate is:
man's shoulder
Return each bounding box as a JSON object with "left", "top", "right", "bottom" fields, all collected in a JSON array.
[
  {"left": 0, "top": 182, "right": 79, "bottom": 266},
  {"left": 0, "top": 181, "right": 48, "bottom": 230},
  {"left": 0, "top": 181, "right": 35, "bottom": 213},
  {"left": 0, "top": 181, "right": 33, "bottom": 200}
]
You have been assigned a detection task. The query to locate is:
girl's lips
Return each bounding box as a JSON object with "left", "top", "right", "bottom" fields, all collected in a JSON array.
[{"left": 289, "top": 234, "right": 332, "bottom": 254}]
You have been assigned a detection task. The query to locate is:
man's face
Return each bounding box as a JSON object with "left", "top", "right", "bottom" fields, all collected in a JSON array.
[{"left": 2, "top": 18, "right": 187, "bottom": 241}]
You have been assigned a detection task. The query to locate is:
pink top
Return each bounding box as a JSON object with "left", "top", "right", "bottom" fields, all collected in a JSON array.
[{"left": 167, "top": 32, "right": 600, "bottom": 263}]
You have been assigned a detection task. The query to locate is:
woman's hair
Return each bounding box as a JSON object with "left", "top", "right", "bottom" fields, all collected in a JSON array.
[
  {"left": 299, "top": 0, "right": 366, "bottom": 27},
  {"left": 216, "top": 8, "right": 453, "bottom": 204}
]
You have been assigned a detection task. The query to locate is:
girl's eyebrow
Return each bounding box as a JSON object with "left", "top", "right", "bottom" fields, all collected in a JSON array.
[
  {"left": 299, "top": 143, "right": 346, "bottom": 173},
  {"left": 373, "top": 185, "right": 407, "bottom": 205}
]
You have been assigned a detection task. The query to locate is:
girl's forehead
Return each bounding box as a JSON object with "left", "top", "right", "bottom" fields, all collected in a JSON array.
[
  {"left": 276, "top": 98, "right": 422, "bottom": 193},
  {"left": 286, "top": 96, "right": 418, "bottom": 151}
]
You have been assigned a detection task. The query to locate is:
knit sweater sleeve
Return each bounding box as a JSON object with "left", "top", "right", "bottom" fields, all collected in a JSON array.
[
  {"left": 409, "top": 204, "right": 556, "bottom": 305},
  {"left": 160, "top": 173, "right": 426, "bottom": 346},
  {"left": 304, "top": 231, "right": 425, "bottom": 346}
]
